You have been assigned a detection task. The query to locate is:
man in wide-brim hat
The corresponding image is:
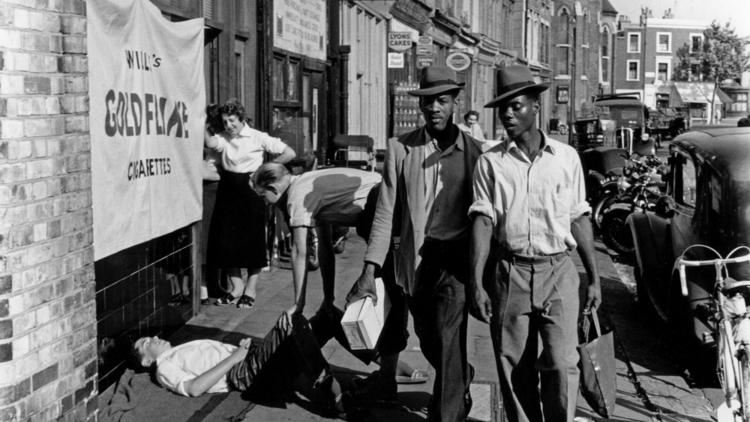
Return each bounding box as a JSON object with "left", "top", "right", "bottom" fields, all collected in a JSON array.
[
  {"left": 468, "top": 64, "right": 602, "bottom": 422},
  {"left": 346, "top": 65, "right": 484, "bottom": 421}
]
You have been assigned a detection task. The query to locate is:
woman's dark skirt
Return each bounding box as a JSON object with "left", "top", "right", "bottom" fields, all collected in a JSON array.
[{"left": 207, "top": 171, "right": 268, "bottom": 270}]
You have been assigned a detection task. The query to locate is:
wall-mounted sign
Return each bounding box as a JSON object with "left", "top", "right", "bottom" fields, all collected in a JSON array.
[
  {"left": 446, "top": 52, "right": 471, "bottom": 71},
  {"left": 272, "top": 0, "right": 327, "bottom": 61},
  {"left": 417, "top": 56, "right": 434, "bottom": 69},
  {"left": 417, "top": 35, "right": 433, "bottom": 45},
  {"left": 556, "top": 86, "right": 570, "bottom": 104},
  {"left": 416, "top": 44, "right": 434, "bottom": 56},
  {"left": 388, "top": 32, "right": 412, "bottom": 51},
  {"left": 388, "top": 52, "right": 405, "bottom": 68},
  {"left": 88, "top": 0, "right": 204, "bottom": 259}
]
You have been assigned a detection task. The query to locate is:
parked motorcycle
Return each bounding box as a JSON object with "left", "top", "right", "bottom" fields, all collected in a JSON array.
[
  {"left": 592, "top": 154, "right": 664, "bottom": 231},
  {"left": 599, "top": 156, "right": 665, "bottom": 255}
]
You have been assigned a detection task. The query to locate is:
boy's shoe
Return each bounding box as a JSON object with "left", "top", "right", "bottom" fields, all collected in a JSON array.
[{"left": 344, "top": 370, "right": 397, "bottom": 403}]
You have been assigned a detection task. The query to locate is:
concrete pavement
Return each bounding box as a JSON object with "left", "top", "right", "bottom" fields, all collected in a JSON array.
[{"left": 166, "top": 235, "right": 715, "bottom": 421}]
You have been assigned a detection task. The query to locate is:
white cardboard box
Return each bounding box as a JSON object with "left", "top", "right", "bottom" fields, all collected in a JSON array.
[{"left": 340, "top": 277, "right": 390, "bottom": 350}]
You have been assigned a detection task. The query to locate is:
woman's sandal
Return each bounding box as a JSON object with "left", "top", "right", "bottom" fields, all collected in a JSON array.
[
  {"left": 236, "top": 295, "right": 255, "bottom": 309},
  {"left": 395, "top": 369, "right": 429, "bottom": 384},
  {"left": 215, "top": 294, "right": 236, "bottom": 305}
]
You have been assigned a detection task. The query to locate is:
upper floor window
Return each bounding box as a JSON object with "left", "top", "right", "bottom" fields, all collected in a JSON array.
[
  {"left": 628, "top": 33, "right": 640, "bottom": 53},
  {"left": 656, "top": 59, "right": 670, "bottom": 81},
  {"left": 627, "top": 60, "right": 640, "bottom": 81},
  {"left": 690, "top": 33, "right": 704, "bottom": 53},
  {"left": 558, "top": 8, "right": 570, "bottom": 45},
  {"left": 657, "top": 32, "right": 672, "bottom": 53}
]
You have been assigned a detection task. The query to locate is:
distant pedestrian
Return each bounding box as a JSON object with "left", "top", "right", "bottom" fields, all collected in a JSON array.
[
  {"left": 204, "top": 99, "right": 296, "bottom": 308},
  {"left": 347, "top": 66, "right": 484, "bottom": 420},
  {"left": 468, "top": 65, "right": 601, "bottom": 422},
  {"left": 457, "top": 110, "right": 486, "bottom": 141}
]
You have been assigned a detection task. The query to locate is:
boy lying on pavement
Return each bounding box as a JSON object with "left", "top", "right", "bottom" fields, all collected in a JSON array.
[{"left": 132, "top": 313, "right": 345, "bottom": 415}]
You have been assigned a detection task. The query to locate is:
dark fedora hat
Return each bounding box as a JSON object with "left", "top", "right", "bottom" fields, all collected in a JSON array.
[
  {"left": 484, "top": 65, "right": 549, "bottom": 108},
  {"left": 409, "top": 66, "right": 465, "bottom": 97}
]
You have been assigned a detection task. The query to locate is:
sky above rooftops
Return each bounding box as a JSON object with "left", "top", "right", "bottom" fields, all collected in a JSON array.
[{"left": 609, "top": 0, "right": 750, "bottom": 38}]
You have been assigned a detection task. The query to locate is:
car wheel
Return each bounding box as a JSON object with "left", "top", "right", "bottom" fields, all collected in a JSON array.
[{"left": 602, "top": 208, "right": 635, "bottom": 256}]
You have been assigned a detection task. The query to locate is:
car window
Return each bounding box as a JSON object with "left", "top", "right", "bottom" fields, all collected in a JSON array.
[{"left": 680, "top": 157, "right": 697, "bottom": 207}]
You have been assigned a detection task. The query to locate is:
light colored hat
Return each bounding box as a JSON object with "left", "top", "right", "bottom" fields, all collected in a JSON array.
[{"left": 484, "top": 65, "right": 549, "bottom": 108}]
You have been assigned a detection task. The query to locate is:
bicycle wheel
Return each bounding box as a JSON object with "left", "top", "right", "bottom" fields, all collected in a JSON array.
[
  {"left": 717, "top": 320, "right": 741, "bottom": 420},
  {"left": 740, "top": 346, "right": 750, "bottom": 421}
]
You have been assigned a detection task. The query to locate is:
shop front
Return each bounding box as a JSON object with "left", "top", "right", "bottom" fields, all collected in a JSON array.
[{"left": 259, "top": 0, "right": 330, "bottom": 169}]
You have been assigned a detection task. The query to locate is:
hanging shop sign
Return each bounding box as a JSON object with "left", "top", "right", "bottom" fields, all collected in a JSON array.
[
  {"left": 416, "top": 35, "right": 434, "bottom": 56},
  {"left": 417, "top": 56, "right": 434, "bottom": 69},
  {"left": 557, "top": 86, "right": 570, "bottom": 104},
  {"left": 388, "top": 52, "right": 405, "bottom": 68},
  {"left": 388, "top": 32, "right": 412, "bottom": 52},
  {"left": 272, "top": 0, "right": 327, "bottom": 61},
  {"left": 87, "top": 0, "right": 205, "bottom": 259},
  {"left": 446, "top": 52, "right": 471, "bottom": 72}
]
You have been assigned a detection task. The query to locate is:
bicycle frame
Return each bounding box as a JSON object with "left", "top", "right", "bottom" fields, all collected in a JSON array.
[{"left": 676, "top": 245, "right": 750, "bottom": 421}]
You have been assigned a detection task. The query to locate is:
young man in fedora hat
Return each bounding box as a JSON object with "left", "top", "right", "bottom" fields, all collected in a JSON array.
[
  {"left": 346, "top": 65, "right": 484, "bottom": 420},
  {"left": 468, "top": 64, "right": 601, "bottom": 422}
]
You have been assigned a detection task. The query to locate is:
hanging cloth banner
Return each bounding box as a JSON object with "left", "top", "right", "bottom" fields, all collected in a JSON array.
[{"left": 87, "top": 0, "right": 205, "bottom": 259}]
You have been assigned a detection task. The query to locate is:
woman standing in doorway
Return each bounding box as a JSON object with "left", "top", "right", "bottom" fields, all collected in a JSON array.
[{"left": 205, "top": 99, "right": 296, "bottom": 308}]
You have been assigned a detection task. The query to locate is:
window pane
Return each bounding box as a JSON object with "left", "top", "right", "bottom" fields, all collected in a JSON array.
[
  {"left": 556, "top": 46, "right": 569, "bottom": 75},
  {"left": 601, "top": 57, "right": 609, "bottom": 83},
  {"left": 657, "top": 63, "right": 668, "bottom": 81},
  {"left": 286, "top": 61, "right": 299, "bottom": 102},
  {"left": 628, "top": 61, "right": 638, "bottom": 80},
  {"left": 628, "top": 34, "right": 638, "bottom": 52},
  {"left": 681, "top": 158, "right": 697, "bottom": 207},
  {"left": 691, "top": 36, "right": 701, "bottom": 52},
  {"left": 658, "top": 34, "right": 670, "bottom": 52},
  {"left": 272, "top": 58, "right": 284, "bottom": 102}
]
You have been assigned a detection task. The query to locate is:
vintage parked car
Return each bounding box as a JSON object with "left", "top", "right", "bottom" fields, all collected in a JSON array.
[{"left": 628, "top": 127, "right": 750, "bottom": 373}]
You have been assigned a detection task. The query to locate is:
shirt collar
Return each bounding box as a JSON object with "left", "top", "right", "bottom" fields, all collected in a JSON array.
[
  {"left": 238, "top": 123, "right": 252, "bottom": 137},
  {"left": 504, "top": 130, "right": 557, "bottom": 155},
  {"left": 426, "top": 124, "right": 465, "bottom": 151}
]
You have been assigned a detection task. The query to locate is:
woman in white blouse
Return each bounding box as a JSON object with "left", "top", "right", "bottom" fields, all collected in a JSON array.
[{"left": 205, "top": 100, "right": 296, "bottom": 308}]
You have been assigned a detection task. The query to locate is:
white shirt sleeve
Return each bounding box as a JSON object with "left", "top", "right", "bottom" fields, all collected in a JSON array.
[
  {"left": 156, "top": 359, "right": 192, "bottom": 396},
  {"left": 260, "top": 132, "right": 290, "bottom": 155},
  {"left": 468, "top": 155, "right": 497, "bottom": 226},
  {"left": 569, "top": 152, "right": 592, "bottom": 219},
  {"left": 208, "top": 133, "right": 228, "bottom": 153}
]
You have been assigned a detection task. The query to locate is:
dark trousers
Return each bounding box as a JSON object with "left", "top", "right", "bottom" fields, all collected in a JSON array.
[
  {"left": 409, "top": 238, "right": 472, "bottom": 422},
  {"left": 488, "top": 253, "right": 580, "bottom": 422}
]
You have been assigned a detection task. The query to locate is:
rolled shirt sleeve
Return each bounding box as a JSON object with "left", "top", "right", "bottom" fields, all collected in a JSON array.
[
  {"left": 156, "top": 360, "right": 193, "bottom": 396},
  {"left": 208, "top": 134, "right": 227, "bottom": 153},
  {"left": 468, "top": 155, "right": 497, "bottom": 226},
  {"left": 569, "top": 153, "right": 591, "bottom": 220},
  {"left": 260, "top": 133, "right": 290, "bottom": 155}
]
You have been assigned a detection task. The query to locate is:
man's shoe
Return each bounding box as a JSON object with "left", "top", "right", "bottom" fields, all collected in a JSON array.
[{"left": 344, "top": 370, "right": 397, "bottom": 402}]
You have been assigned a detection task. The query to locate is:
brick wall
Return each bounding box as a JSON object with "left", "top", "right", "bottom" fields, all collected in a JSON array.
[{"left": 0, "top": 0, "right": 98, "bottom": 421}]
